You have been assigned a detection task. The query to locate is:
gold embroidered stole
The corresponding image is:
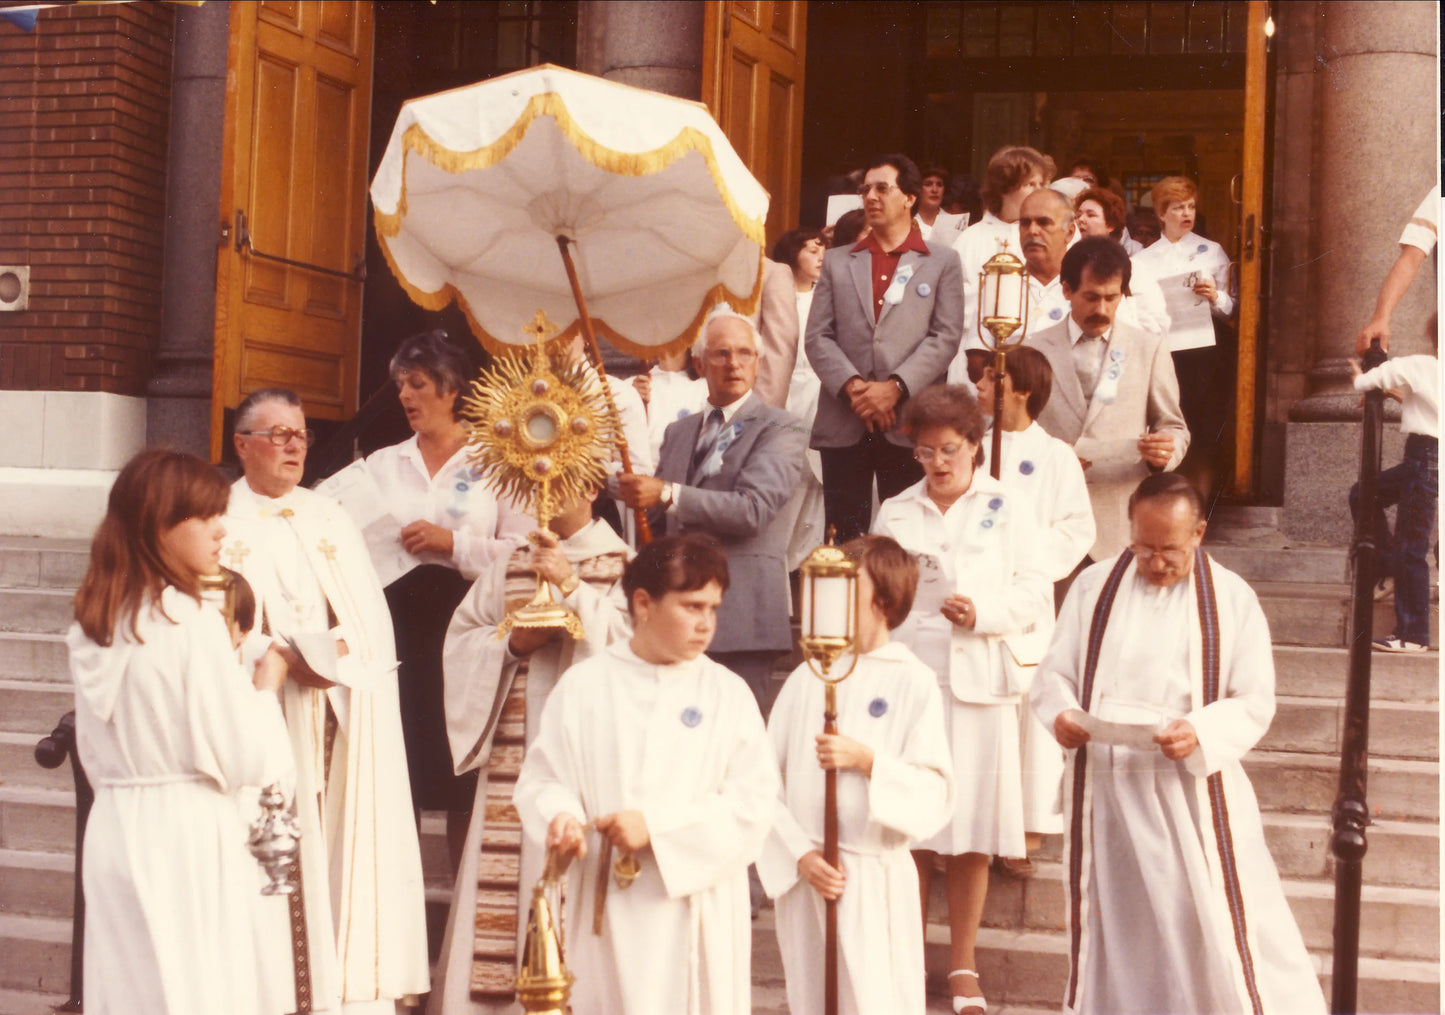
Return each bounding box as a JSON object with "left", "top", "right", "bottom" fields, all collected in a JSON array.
[{"left": 470, "top": 547, "right": 628, "bottom": 1000}]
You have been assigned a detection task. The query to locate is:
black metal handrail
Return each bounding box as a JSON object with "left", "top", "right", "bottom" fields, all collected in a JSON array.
[
  {"left": 1330, "top": 338, "right": 1388, "bottom": 1014},
  {"left": 233, "top": 208, "right": 367, "bottom": 283},
  {"left": 35, "top": 711, "right": 90, "bottom": 1013}
]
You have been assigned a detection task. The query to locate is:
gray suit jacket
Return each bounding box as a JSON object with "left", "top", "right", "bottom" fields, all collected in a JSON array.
[
  {"left": 1026, "top": 319, "right": 1189, "bottom": 559},
  {"left": 804, "top": 238, "right": 965, "bottom": 448},
  {"left": 655, "top": 394, "right": 809, "bottom": 653}
]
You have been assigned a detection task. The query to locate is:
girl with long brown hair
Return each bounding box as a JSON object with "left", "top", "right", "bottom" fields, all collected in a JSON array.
[{"left": 68, "top": 448, "right": 294, "bottom": 1015}]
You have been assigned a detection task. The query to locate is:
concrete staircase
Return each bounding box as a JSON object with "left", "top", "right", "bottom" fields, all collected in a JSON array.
[
  {"left": 0, "top": 537, "right": 88, "bottom": 1015},
  {"left": 913, "top": 521, "right": 1440, "bottom": 1014},
  {"left": 0, "top": 524, "right": 1437, "bottom": 1015}
]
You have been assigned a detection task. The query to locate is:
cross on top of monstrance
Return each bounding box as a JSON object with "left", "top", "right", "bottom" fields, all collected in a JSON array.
[{"left": 461, "top": 310, "right": 621, "bottom": 639}]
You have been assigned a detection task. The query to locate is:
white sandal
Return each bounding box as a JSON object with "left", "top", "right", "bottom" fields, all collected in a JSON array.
[{"left": 948, "top": 968, "right": 986, "bottom": 1014}]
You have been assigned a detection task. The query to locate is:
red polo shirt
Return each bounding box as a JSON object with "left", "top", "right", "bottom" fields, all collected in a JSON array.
[{"left": 853, "top": 225, "right": 930, "bottom": 322}]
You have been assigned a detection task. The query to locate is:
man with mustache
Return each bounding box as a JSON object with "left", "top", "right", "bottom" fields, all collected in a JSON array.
[{"left": 1024, "top": 237, "right": 1189, "bottom": 565}]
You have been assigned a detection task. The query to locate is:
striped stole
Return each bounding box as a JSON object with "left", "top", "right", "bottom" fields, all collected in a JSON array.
[
  {"left": 1063, "top": 549, "right": 1262, "bottom": 1014},
  {"left": 469, "top": 546, "right": 628, "bottom": 1000}
]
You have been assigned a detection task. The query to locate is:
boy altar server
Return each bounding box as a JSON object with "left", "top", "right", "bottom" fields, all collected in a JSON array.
[
  {"left": 759, "top": 535, "right": 953, "bottom": 1015},
  {"left": 513, "top": 535, "right": 779, "bottom": 1015}
]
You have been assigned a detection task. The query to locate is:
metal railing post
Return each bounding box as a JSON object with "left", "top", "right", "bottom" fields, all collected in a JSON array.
[
  {"left": 1330, "top": 339, "right": 1388, "bottom": 1013},
  {"left": 35, "top": 711, "right": 91, "bottom": 1013}
]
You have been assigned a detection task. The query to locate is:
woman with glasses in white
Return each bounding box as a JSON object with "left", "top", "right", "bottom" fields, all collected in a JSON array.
[{"left": 872, "top": 384, "right": 1051, "bottom": 1015}]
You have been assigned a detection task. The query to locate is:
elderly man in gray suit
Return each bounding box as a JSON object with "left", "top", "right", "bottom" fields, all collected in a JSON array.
[
  {"left": 1025, "top": 236, "right": 1190, "bottom": 563},
  {"left": 805, "top": 153, "right": 965, "bottom": 541},
  {"left": 616, "top": 311, "right": 808, "bottom": 711}
]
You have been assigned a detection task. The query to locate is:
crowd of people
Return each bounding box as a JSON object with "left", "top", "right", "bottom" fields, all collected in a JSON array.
[{"left": 68, "top": 145, "right": 1371, "bottom": 1015}]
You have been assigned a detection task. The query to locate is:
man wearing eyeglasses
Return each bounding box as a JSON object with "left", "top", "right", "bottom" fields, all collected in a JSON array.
[
  {"left": 804, "top": 153, "right": 965, "bottom": 542},
  {"left": 223, "top": 387, "right": 431, "bottom": 1014},
  {"left": 1030, "top": 472, "right": 1324, "bottom": 1015}
]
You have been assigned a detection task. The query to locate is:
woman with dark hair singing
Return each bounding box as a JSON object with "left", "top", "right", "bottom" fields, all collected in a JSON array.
[{"left": 69, "top": 448, "right": 294, "bottom": 1014}]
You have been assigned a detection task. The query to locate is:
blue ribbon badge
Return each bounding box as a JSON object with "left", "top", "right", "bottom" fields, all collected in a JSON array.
[
  {"left": 981, "top": 495, "right": 1004, "bottom": 530},
  {"left": 1049, "top": 307, "right": 1063, "bottom": 320},
  {"left": 883, "top": 264, "right": 916, "bottom": 307},
  {"left": 868, "top": 697, "right": 889, "bottom": 718},
  {"left": 1093, "top": 348, "right": 1126, "bottom": 405},
  {"left": 1019, "top": 460, "right": 1035, "bottom": 476},
  {"left": 681, "top": 707, "right": 703, "bottom": 728},
  {"left": 917, "top": 282, "right": 932, "bottom": 298},
  {"left": 697, "top": 421, "right": 745, "bottom": 480}
]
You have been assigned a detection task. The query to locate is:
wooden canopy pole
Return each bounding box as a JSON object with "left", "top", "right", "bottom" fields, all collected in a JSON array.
[{"left": 555, "top": 236, "right": 652, "bottom": 544}]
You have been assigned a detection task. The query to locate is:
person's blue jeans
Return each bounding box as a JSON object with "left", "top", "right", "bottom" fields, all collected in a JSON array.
[{"left": 1350, "top": 434, "right": 1438, "bottom": 645}]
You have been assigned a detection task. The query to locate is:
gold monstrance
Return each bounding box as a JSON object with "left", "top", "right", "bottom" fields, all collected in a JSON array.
[{"left": 462, "top": 310, "right": 620, "bottom": 640}]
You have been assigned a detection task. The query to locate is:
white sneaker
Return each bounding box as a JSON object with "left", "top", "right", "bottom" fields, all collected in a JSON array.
[{"left": 1373, "top": 635, "right": 1428, "bottom": 653}]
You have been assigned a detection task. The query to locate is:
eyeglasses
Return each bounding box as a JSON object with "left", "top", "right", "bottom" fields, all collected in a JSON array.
[
  {"left": 857, "top": 181, "right": 899, "bottom": 197},
  {"left": 1129, "top": 545, "right": 1190, "bottom": 566},
  {"left": 705, "top": 347, "right": 757, "bottom": 364},
  {"left": 913, "top": 443, "right": 965, "bottom": 464},
  {"left": 236, "top": 426, "right": 316, "bottom": 448}
]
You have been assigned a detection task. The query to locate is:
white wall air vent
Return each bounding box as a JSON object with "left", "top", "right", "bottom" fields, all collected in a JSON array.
[{"left": 0, "top": 266, "right": 28, "bottom": 312}]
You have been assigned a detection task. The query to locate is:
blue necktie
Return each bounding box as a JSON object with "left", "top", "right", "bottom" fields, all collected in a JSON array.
[{"left": 690, "top": 407, "right": 725, "bottom": 475}]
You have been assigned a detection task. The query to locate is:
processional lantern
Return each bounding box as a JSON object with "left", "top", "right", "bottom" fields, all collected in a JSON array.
[
  {"left": 797, "top": 534, "right": 860, "bottom": 1015},
  {"left": 978, "top": 240, "right": 1030, "bottom": 479},
  {"left": 462, "top": 310, "right": 620, "bottom": 639}
]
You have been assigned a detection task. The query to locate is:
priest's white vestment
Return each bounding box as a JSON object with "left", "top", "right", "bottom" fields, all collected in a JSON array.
[
  {"left": 427, "top": 519, "right": 632, "bottom": 1015},
  {"left": 981, "top": 421, "right": 1095, "bottom": 834},
  {"left": 223, "top": 478, "right": 430, "bottom": 1013},
  {"left": 758, "top": 643, "right": 953, "bottom": 1015},
  {"left": 513, "top": 643, "right": 780, "bottom": 1015},
  {"left": 69, "top": 588, "right": 295, "bottom": 1015},
  {"left": 1030, "top": 551, "right": 1325, "bottom": 1015}
]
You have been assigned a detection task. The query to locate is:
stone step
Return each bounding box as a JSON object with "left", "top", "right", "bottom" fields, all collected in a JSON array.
[
  {"left": 1261, "top": 696, "right": 1438, "bottom": 761},
  {"left": 967, "top": 859, "right": 1439, "bottom": 962},
  {"left": 0, "top": 633, "right": 69, "bottom": 685},
  {"left": 1247, "top": 750, "right": 1438, "bottom": 822},
  {"left": 1207, "top": 542, "right": 1348, "bottom": 584},
  {"left": 0, "top": 912, "right": 71, "bottom": 996},
  {"left": 1273, "top": 644, "right": 1439, "bottom": 702},
  {"left": 0, "top": 537, "right": 90, "bottom": 592},
  {"left": 923, "top": 923, "right": 1441, "bottom": 1014},
  {"left": 0, "top": 787, "right": 76, "bottom": 854},
  {"left": 0, "top": 732, "right": 73, "bottom": 792},
  {"left": 0, "top": 848, "right": 73, "bottom": 920},
  {"left": 1254, "top": 580, "right": 1440, "bottom": 648},
  {"left": 0, "top": 986, "right": 71, "bottom": 1015},
  {"left": 0, "top": 680, "right": 73, "bottom": 736},
  {"left": 0, "top": 590, "right": 74, "bottom": 637},
  {"left": 1265, "top": 811, "right": 1438, "bottom": 889}
]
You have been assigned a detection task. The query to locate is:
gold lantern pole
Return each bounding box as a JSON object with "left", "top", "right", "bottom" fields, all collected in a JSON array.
[
  {"left": 797, "top": 534, "right": 861, "bottom": 1015},
  {"left": 462, "top": 311, "right": 621, "bottom": 638},
  {"left": 978, "top": 240, "right": 1030, "bottom": 479}
]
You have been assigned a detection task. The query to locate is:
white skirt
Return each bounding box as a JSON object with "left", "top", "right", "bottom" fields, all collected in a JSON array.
[
  {"left": 1019, "top": 700, "right": 1064, "bottom": 835},
  {"left": 917, "top": 695, "right": 1026, "bottom": 858}
]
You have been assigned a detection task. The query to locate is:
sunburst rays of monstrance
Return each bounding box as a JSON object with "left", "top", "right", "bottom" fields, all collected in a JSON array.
[{"left": 462, "top": 310, "right": 620, "bottom": 641}]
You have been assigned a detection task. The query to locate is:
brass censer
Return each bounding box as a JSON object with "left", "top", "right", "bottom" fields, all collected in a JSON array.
[{"left": 515, "top": 849, "right": 574, "bottom": 1015}]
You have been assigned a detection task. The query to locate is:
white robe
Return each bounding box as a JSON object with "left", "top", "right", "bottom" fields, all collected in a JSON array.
[
  {"left": 981, "top": 421, "right": 1095, "bottom": 835},
  {"left": 68, "top": 588, "right": 295, "bottom": 1015},
  {"left": 1030, "top": 554, "right": 1324, "bottom": 1015},
  {"left": 643, "top": 367, "right": 709, "bottom": 464},
  {"left": 315, "top": 434, "right": 529, "bottom": 583},
  {"left": 758, "top": 643, "right": 953, "bottom": 1015},
  {"left": 873, "top": 473, "right": 1052, "bottom": 856},
  {"left": 223, "top": 478, "right": 430, "bottom": 1012},
  {"left": 1132, "top": 230, "right": 1235, "bottom": 321},
  {"left": 513, "top": 644, "right": 780, "bottom": 1015},
  {"left": 427, "top": 519, "right": 633, "bottom": 1015}
]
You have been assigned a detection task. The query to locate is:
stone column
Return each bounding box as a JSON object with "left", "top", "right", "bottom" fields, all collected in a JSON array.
[
  {"left": 1280, "top": 0, "right": 1437, "bottom": 541},
  {"left": 575, "top": 1, "right": 705, "bottom": 100},
  {"left": 147, "top": 1, "right": 230, "bottom": 455}
]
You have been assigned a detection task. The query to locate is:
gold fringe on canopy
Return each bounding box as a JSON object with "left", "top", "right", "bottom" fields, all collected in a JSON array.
[{"left": 372, "top": 67, "right": 767, "bottom": 360}]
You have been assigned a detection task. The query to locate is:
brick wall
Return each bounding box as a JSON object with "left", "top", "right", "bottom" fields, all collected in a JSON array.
[{"left": 0, "top": 2, "right": 175, "bottom": 393}]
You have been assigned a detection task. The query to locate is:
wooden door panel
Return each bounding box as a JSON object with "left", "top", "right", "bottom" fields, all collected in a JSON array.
[
  {"left": 213, "top": 0, "right": 373, "bottom": 457},
  {"left": 702, "top": 1, "right": 807, "bottom": 249}
]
